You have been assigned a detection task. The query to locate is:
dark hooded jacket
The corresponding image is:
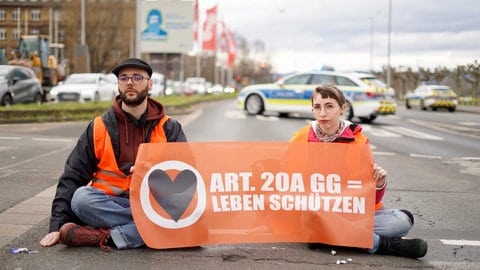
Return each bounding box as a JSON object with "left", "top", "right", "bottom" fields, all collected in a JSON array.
[{"left": 48, "top": 96, "right": 187, "bottom": 232}]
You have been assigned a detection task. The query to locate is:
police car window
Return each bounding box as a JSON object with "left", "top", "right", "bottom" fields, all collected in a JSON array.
[
  {"left": 336, "top": 76, "right": 357, "bottom": 86},
  {"left": 283, "top": 74, "right": 310, "bottom": 85},
  {"left": 311, "top": 74, "right": 336, "bottom": 85}
]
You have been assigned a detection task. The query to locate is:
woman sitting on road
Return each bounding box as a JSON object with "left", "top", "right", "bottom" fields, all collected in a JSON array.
[{"left": 290, "top": 84, "right": 428, "bottom": 259}]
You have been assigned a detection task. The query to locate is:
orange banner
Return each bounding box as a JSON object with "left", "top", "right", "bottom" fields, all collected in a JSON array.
[{"left": 130, "top": 142, "right": 375, "bottom": 249}]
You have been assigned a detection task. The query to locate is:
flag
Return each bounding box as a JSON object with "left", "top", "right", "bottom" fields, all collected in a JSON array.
[
  {"left": 193, "top": 0, "right": 199, "bottom": 43},
  {"left": 220, "top": 21, "right": 237, "bottom": 67},
  {"left": 202, "top": 5, "right": 217, "bottom": 51}
]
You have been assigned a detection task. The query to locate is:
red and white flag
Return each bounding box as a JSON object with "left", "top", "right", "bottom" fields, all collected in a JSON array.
[
  {"left": 220, "top": 21, "right": 237, "bottom": 67},
  {"left": 193, "top": 0, "right": 199, "bottom": 43},
  {"left": 202, "top": 5, "right": 217, "bottom": 51}
]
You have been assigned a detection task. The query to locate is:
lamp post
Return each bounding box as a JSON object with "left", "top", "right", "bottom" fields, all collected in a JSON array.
[
  {"left": 386, "top": 0, "right": 392, "bottom": 87},
  {"left": 370, "top": 16, "right": 374, "bottom": 72}
]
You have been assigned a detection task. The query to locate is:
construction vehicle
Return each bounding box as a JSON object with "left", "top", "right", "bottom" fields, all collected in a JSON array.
[{"left": 9, "top": 35, "right": 67, "bottom": 86}]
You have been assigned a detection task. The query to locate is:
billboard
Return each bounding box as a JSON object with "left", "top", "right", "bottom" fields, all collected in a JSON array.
[{"left": 137, "top": 0, "right": 194, "bottom": 54}]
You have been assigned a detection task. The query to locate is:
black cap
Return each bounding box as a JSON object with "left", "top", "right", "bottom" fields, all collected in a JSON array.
[{"left": 112, "top": 58, "right": 153, "bottom": 77}]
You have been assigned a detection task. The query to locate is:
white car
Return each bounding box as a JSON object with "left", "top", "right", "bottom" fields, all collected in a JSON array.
[
  {"left": 405, "top": 84, "right": 457, "bottom": 112},
  {"left": 50, "top": 73, "right": 117, "bottom": 102},
  {"left": 148, "top": 72, "right": 165, "bottom": 97},
  {"left": 237, "top": 71, "right": 385, "bottom": 123}
]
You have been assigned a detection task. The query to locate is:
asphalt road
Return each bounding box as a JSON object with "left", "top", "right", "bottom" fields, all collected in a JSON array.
[{"left": 1, "top": 100, "right": 479, "bottom": 270}]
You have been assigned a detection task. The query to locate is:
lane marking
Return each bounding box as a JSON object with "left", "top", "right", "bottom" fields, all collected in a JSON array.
[
  {"left": 255, "top": 115, "right": 279, "bottom": 121},
  {"left": 33, "top": 138, "right": 73, "bottom": 142},
  {"left": 361, "top": 125, "right": 401, "bottom": 138},
  {"left": 373, "top": 151, "right": 396, "bottom": 156},
  {"left": 0, "top": 145, "right": 72, "bottom": 170},
  {"left": 0, "top": 136, "right": 21, "bottom": 140},
  {"left": 225, "top": 110, "right": 246, "bottom": 119},
  {"left": 410, "top": 153, "right": 442, "bottom": 159},
  {"left": 441, "top": 239, "right": 480, "bottom": 246},
  {"left": 382, "top": 126, "right": 444, "bottom": 140}
]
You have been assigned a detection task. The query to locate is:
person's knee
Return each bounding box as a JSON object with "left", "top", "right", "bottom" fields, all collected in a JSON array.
[
  {"left": 72, "top": 186, "right": 98, "bottom": 212},
  {"left": 394, "top": 209, "right": 414, "bottom": 234}
]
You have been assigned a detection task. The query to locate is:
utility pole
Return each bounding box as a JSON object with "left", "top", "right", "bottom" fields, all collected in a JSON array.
[
  {"left": 387, "top": 0, "right": 392, "bottom": 87},
  {"left": 73, "top": 0, "right": 90, "bottom": 72},
  {"left": 370, "top": 16, "right": 374, "bottom": 72}
]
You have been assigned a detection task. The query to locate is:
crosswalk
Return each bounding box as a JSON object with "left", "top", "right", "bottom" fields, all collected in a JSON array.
[{"left": 224, "top": 110, "right": 452, "bottom": 141}]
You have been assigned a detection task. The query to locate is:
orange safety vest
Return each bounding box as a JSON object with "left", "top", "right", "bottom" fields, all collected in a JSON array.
[
  {"left": 290, "top": 124, "right": 383, "bottom": 210},
  {"left": 91, "top": 115, "right": 169, "bottom": 196}
]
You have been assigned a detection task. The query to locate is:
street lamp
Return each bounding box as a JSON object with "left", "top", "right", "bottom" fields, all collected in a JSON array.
[
  {"left": 387, "top": 0, "right": 392, "bottom": 86},
  {"left": 370, "top": 16, "right": 374, "bottom": 72}
]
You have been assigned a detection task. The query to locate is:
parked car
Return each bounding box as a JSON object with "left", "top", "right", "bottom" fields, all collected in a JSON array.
[
  {"left": 184, "top": 77, "right": 207, "bottom": 95},
  {"left": 405, "top": 84, "right": 457, "bottom": 112},
  {"left": 165, "top": 80, "right": 184, "bottom": 96},
  {"left": 49, "top": 73, "right": 117, "bottom": 102},
  {"left": 237, "top": 71, "right": 387, "bottom": 123},
  {"left": 148, "top": 72, "right": 165, "bottom": 97},
  {"left": 0, "top": 65, "right": 44, "bottom": 106}
]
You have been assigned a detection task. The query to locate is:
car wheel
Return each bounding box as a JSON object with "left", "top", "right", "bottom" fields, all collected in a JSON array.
[
  {"left": 359, "top": 115, "right": 377, "bottom": 123},
  {"left": 405, "top": 99, "right": 411, "bottom": 109},
  {"left": 33, "top": 92, "right": 43, "bottom": 105},
  {"left": 448, "top": 107, "right": 456, "bottom": 112},
  {"left": 1, "top": 94, "right": 13, "bottom": 106},
  {"left": 420, "top": 100, "right": 427, "bottom": 110},
  {"left": 341, "top": 101, "right": 354, "bottom": 121},
  {"left": 245, "top": 94, "right": 264, "bottom": 115}
]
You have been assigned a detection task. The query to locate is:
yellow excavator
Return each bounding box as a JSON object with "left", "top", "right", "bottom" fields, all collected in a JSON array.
[{"left": 9, "top": 35, "right": 68, "bottom": 86}]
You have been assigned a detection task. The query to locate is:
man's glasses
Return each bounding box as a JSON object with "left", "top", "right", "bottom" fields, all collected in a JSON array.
[{"left": 118, "top": 74, "right": 149, "bottom": 85}]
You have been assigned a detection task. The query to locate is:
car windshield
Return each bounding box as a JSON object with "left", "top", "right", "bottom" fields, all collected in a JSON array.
[
  {"left": 362, "top": 77, "right": 387, "bottom": 88},
  {"left": 432, "top": 87, "right": 452, "bottom": 93},
  {"left": 66, "top": 77, "right": 97, "bottom": 84}
]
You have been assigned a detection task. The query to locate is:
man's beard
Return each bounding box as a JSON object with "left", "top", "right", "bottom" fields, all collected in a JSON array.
[{"left": 120, "top": 86, "right": 149, "bottom": 106}]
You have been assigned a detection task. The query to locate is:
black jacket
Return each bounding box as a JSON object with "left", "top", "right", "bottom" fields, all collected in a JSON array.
[{"left": 48, "top": 97, "right": 187, "bottom": 232}]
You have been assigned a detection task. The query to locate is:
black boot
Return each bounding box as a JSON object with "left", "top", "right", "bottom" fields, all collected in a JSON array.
[{"left": 377, "top": 236, "right": 428, "bottom": 258}]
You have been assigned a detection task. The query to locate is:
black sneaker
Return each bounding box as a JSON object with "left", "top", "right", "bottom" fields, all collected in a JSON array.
[{"left": 377, "top": 236, "right": 428, "bottom": 258}]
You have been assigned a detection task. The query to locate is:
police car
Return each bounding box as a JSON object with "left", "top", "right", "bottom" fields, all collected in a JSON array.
[
  {"left": 237, "top": 71, "right": 395, "bottom": 123},
  {"left": 405, "top": 84, "right": 457, "bottom": 112}
]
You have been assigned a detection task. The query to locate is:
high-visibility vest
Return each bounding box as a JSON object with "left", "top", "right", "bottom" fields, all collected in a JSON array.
[
  {"left": 91, "top": 115, "right": 169, "bottom": 196},
  {"left": 290, "top": 124, "right": 384, "bottom": 210}
]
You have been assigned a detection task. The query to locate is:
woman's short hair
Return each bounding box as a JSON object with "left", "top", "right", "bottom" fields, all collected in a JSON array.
[{"left": 311, "top": 85, "right": 347, "bottom": 106}]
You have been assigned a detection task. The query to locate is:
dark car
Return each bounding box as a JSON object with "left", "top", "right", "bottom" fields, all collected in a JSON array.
[{"left": 0, "top": 65, "right": 44, "bottom": 106}]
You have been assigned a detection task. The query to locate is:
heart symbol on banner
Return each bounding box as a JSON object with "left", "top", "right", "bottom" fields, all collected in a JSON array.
[{"left": 148, "top": 169, "right": 197, "bottom": 222}]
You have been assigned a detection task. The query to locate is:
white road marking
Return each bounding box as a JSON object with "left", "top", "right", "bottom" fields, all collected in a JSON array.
[
  {"left": 410, "top": 153, "right": 442, "bottom": 159},
  {"left": 0, "top": 136, "right": 21, "bottom": 140},
  {"left": 224, "top": 110, "right": 246, "bottom": 119},
  {"left": 373, "top": 151, "right": 396, "bottom": 156},
  {"left": 255, "top": 115, "right": 279, "bottom": 121},
  {"left": 361, "top": 125, "right": 401, "bottom": 138},
  {"left": 32, "top": 138, "right": 73, "bottom": 142},
  {"left": 0, "top": 145, "right": 72, "bottom": 170},
  {"left": 458, "top": 121, "right": 480, "bottom": 126},
  {"left": 382, "top": 126, "right": 444, "bottom": 140},
  {"left": 441, "top": 239, "right": 480, "bottom": 246}
]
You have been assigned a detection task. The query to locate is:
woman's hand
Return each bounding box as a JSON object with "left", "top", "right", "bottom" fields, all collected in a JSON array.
[
  {"left": 40, "top": 231, "right": 60, "bottom": 247},
  {"left": 373, "top": 163, "right": 387, "bottom": 189}
]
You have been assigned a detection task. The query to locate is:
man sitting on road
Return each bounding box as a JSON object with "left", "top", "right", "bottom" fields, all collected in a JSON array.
[{"left": 39, "top": 58, "right": 187, "bottom": 251}]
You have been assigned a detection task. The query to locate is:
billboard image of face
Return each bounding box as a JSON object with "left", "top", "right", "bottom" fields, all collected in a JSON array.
[{"left": 138, "top": 0, "right": 194, "bottom": 54}]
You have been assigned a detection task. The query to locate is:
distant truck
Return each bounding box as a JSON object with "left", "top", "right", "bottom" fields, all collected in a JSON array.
[{"left": 9, "top": 35, "right": 67, "bottom": 86}]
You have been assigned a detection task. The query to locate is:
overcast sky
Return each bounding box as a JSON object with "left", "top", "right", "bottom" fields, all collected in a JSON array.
[{"left": 201, "top": 0, "right": 480, "bottom": 73}]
